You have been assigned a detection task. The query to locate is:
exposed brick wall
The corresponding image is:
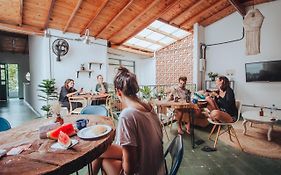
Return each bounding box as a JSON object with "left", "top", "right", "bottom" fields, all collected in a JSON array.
[{"left": 156, "top": 34, "right": 193, "bottom": 85}]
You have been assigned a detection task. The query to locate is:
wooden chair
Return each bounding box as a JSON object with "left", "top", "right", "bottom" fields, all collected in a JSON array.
[
  {"left": 208, "top": 100, "right": 243, "bottom": 150},
  {"left": 105, "top": 95, "right": 122, "bottom": 120},
  {"left": 68, "top": 96, "right": 87, "bottom": 115}
]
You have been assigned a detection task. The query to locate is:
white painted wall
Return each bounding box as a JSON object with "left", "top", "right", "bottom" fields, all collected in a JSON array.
[
  {"left": 204, "top": 1, "right": 281, "bottom": 113},
  {"left": 107, "top": 48, "right": 155, "bottom": 86},
  {"left": 28, "top": 29, "right": 108, "bottom": 115}
]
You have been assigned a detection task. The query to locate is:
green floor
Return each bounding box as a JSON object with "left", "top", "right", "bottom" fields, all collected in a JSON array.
[{"left": 1, "top": 99, "right": 280, "bottom": 175}]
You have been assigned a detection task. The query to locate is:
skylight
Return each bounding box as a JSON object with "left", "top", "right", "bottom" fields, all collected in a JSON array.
[{"left": 124, "top": 20, "right": 190, "bottom": 53}]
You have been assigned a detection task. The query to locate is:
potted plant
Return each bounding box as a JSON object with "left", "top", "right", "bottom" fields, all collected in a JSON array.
[
  {"left": 208, "top": 72, "right": 218, "bottom": 81},
  {"left": 139, "top": 86, "right": 152, "bottom": 101},
  {"left": 38, "top": 79, "right": 58, "bottom": 117}
]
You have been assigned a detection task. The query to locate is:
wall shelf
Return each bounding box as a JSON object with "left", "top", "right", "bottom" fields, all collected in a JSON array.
[
  {"left": 76, "top": 70, "right": 94, "bottom": 78},
  {"left": 89, "top": 62, "right": 103, "bottom": 70}
]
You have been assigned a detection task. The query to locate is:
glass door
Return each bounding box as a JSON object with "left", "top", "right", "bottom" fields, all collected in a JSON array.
[{"left": 0, "top": 63, "right": 7, "bottom": 101}]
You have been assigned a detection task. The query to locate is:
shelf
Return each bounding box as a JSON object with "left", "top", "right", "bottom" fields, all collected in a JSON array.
[
  {"left": 89, "top": 62, "right": 103, "bottom": 70},
  {"left": 76, "top": 70, "right": 94, "bottom": 78}
]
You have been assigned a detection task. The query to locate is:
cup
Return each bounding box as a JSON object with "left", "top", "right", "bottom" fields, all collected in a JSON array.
[
  {"left": 76, "top": 119, "right": 89, "bottom": 130},
  {"left": 192, "top": 98, "right": 198, "bottom": 104}
]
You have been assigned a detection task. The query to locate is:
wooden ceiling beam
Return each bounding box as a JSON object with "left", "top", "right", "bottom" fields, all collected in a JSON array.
[
  {"left": 63, "top": 0, "right": 83, "bottom": 33},
  {"left": 123, "top": 43, "right": 155, "bottom": 52},
  {"left": 0, "top": 22, "right": 44, "bottom": 36},
  {"left": 199, "top": 5, "right": 235, "bottom": 27},
  {"left": 180, "top": 0, "right": 228, "bottom": 29},
  {"left": 118, "top": 0, "right": 181, "bottom": 45},
  {"left": 80, "top": 0, "right": 109, "bottom": 36},
  {"left": 190, "top": 0, "right": 272, "bottom": 30},
  {"left": 169, "top": 0, "right": 205, "bottom": 25},
  {"left": 134, "top": 35, "right": 166, "bottom": 47},
  {"left": 228, "top": 0, "right": 246, "bottom": 16},
  {"left": 43, "top": 0, "right": 56, "bottom": 30},
  {"left": 19, "top": 0, "right": 23, "bottom": 26},
  {"left": 108, "top": 0, "right": 161, "bottom": 40},
  {"left": 112, "top": 44, "right": 154, "bottom": 57},
  {"left": 147, "top": 26, "right": 180, "bottom": 40},
  {"left": 95, "top": 0, "right": 134, "bottom": 38}
]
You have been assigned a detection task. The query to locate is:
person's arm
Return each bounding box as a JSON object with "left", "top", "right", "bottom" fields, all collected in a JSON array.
[{"left": 122, "top": 145, "right": 138, "bottom": 175}]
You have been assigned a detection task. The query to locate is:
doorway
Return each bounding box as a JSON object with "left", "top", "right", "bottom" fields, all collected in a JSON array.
[{"left": 7, "top": 64, "right": 19, "bottom": 98}]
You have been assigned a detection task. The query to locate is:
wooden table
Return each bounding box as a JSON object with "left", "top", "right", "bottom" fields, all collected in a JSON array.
[
  {"left": 74, "top": 93, "right": 109, "bottom": 105},
  {"left": 154, "top": 100, "right": 198, "bottom": 148},
  {"left": 0, "top": 115, "right": 115, "bottom": 175}
]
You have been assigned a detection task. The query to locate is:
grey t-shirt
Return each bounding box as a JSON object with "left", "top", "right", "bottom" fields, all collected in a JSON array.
[{"left": 116, "top": 107, "right": 165, "bottom": 175}]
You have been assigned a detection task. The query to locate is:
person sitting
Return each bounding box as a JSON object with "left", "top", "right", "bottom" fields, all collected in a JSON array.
[
  {"left": 95, "top": 75, "right": 108, "bottom": 94},
  {"left": 168, "top": 77, "right": 209, "bottom": 134},
  {"left": 92, "top": 67, "right": 165, "bottom": 175},
  {"left": 58, "top": 79, "right": 83, "bottom": 111},
  {"left": 205, "top": 76, "right": 238, "bottom": 123},
  {"left": 168, "top": 76, "right": 191, "bottom": 134}
]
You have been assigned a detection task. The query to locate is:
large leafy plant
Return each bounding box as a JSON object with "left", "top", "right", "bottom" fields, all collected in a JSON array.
[
  {"left": 139, "top": 86, "right": 152, "bottom": 100},
  {"left": 38, "top": 79, "right": 58, "bottom": 117}
]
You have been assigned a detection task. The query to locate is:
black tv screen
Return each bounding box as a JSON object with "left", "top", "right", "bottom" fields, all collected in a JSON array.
[{"left": 245, "top": 60, "right": 281, "bottom": 82}]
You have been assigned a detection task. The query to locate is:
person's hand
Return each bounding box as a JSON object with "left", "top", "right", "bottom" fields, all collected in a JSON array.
[{"left": 78, "top": 88, "right": 84, "bottom": 93}]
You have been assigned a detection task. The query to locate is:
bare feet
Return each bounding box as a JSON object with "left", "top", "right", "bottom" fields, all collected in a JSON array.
[
  {"left": 185, "top": 123, "right": 190, "bottom": 134},
  {"left": 177, "top": 128, "right": 184, "bottom": 135}
]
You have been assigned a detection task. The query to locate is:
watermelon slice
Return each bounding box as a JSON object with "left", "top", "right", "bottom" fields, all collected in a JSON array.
[
  {"left": 47, "top": 123, "right": 76, "bottom": 140},
  {"left": 58, "top": 131, "right": 71, "bottom": 148}
]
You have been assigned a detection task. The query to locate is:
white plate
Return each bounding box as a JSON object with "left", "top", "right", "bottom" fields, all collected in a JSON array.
[
  {"left": 51, "top": 139, "right": 78, "bottom": 150},
  {"left": 77, "top": 124, "right": 112, "bottom": 139}
]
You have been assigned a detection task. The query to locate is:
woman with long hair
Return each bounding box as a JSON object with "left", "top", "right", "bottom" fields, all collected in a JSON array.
[
  {"left": 205, "top": 76, "right": 238, "bottom": 123},
  {"left": 92, "top": 67, "right": 165, "bottom": 175},
  {"left": 58, "top": 79, "right": 82, "bottom": 110}
]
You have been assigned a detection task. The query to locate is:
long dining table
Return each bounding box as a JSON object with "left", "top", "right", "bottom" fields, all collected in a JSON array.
[
  {"left": 73, "top": 93, "right": 109, "bottom": 105},
  {"left": 0, "top": 115, "right": 115, "bottom": 175},
  {"left": 154, "top": 100, "right": 199, "bottom": 148}
]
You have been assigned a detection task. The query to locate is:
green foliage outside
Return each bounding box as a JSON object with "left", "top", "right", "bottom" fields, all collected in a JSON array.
[
  {"left": 139, "top": 86, "right": 152, "bottom": 100},
  {"left": 8, "top": 64, "right": 18, "bottom": 91},
  {"left": 38, "top": 79, "right": 58, "bottom": 117}
]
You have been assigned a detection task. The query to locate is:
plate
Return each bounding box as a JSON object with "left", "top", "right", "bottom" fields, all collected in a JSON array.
[
  {"left": 51, "top": 139, "right": 78, "bottom": 150},
  {"left": 77, "top": 125, "right": 112, "bottom": 139}
]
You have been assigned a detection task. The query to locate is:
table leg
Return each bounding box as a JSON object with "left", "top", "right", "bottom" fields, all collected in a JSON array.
[
  {"left": 267, "top": 124, "right": 273, "bottom": 141},
  {"left": 242, "top": 120, "right": 248, "bottom": 135},
  {"left": 190, "top": 109, "right": 195, "bottom": 149}
]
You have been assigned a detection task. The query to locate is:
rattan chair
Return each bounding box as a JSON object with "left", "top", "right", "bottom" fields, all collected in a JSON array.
[{"left": 68, "top": 96, "right": 87, "bottom": 115}]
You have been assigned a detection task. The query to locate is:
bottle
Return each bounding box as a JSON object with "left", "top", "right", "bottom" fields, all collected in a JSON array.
[{"left": 259, "top": 108, "right": 264, "bottom": 116}]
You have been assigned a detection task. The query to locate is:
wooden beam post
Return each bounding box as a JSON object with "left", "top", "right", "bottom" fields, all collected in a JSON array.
[
  {"left": 228, "top": 0, "right": 246, "bottom": 16},
  {"left": 19, "top": 0, "right": 23, "bottom": 26},
  {"left": 112, "top": 44, "right": 154, "bottom": 57},
  {"left": 43, "top": 0, "right": 56, "bottom": 30},
  {"left": 79, "top": 0, "right": 109, "bottom": 36},
  {"left": 95, "top": 0, "right": 134, "bottom": 38},
  {"left": 0, "top": 23, "right": 44, "bottom": 36},
  {"left": 63, "top": 0, "right": 84, "bottom": 33}
]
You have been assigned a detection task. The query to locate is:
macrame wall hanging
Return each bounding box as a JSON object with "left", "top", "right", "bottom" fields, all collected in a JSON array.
[{"left": 243, "top": 8, "right": 264, "bottom": 55}]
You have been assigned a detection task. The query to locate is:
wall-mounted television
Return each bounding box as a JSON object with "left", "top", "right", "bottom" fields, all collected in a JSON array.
[{"left": 245, "top": 60, "right": 281, "bottom": 82}]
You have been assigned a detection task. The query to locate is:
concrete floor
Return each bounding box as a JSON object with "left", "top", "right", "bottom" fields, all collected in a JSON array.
[{"left": 1, "top": 99, "right": 281, "bottom": 175}]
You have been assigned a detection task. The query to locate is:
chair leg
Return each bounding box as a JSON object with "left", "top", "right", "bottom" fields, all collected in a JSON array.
[
  {"left": 208, "top": 124, "right": 217, "bottom": 140},
  {"left": 213, "top": 125, "right": 221, "bottom": 148},
  {"left": 230, "top": 127, "right": 243, "bottom": 151},
  {"left": 227, "top": 126, "right": 233, "bottom": 142},
  {"left": 163, "top": 123, "right": 170, "bottom": 141}
]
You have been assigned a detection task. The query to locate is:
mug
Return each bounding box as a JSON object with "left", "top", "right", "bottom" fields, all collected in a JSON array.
[{"left": 76, "top": 119, "right": 89, "bottom": 130}]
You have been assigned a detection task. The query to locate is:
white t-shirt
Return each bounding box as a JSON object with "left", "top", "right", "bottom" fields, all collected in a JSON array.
[{"left": 116, "top": 107, "right": 165, "bottom": 175}]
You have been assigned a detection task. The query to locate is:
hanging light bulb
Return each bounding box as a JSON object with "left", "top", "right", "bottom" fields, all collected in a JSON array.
[{"left": 83, "top": 29, "right": 90, "bottom": 44}]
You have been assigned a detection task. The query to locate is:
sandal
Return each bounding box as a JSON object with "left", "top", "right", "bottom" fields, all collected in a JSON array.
[{"left": 201, "top": 146, "right": 217, "bottom": 152}]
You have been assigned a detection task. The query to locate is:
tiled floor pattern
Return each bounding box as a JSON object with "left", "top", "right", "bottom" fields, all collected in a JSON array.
[{"left": 1, "top": 99, "right": 281, "bottom": 175}]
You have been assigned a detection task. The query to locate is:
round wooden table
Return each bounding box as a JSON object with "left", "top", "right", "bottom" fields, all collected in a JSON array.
[{"left": 0, "top": 115, "right": 115, "bottom": 175}]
